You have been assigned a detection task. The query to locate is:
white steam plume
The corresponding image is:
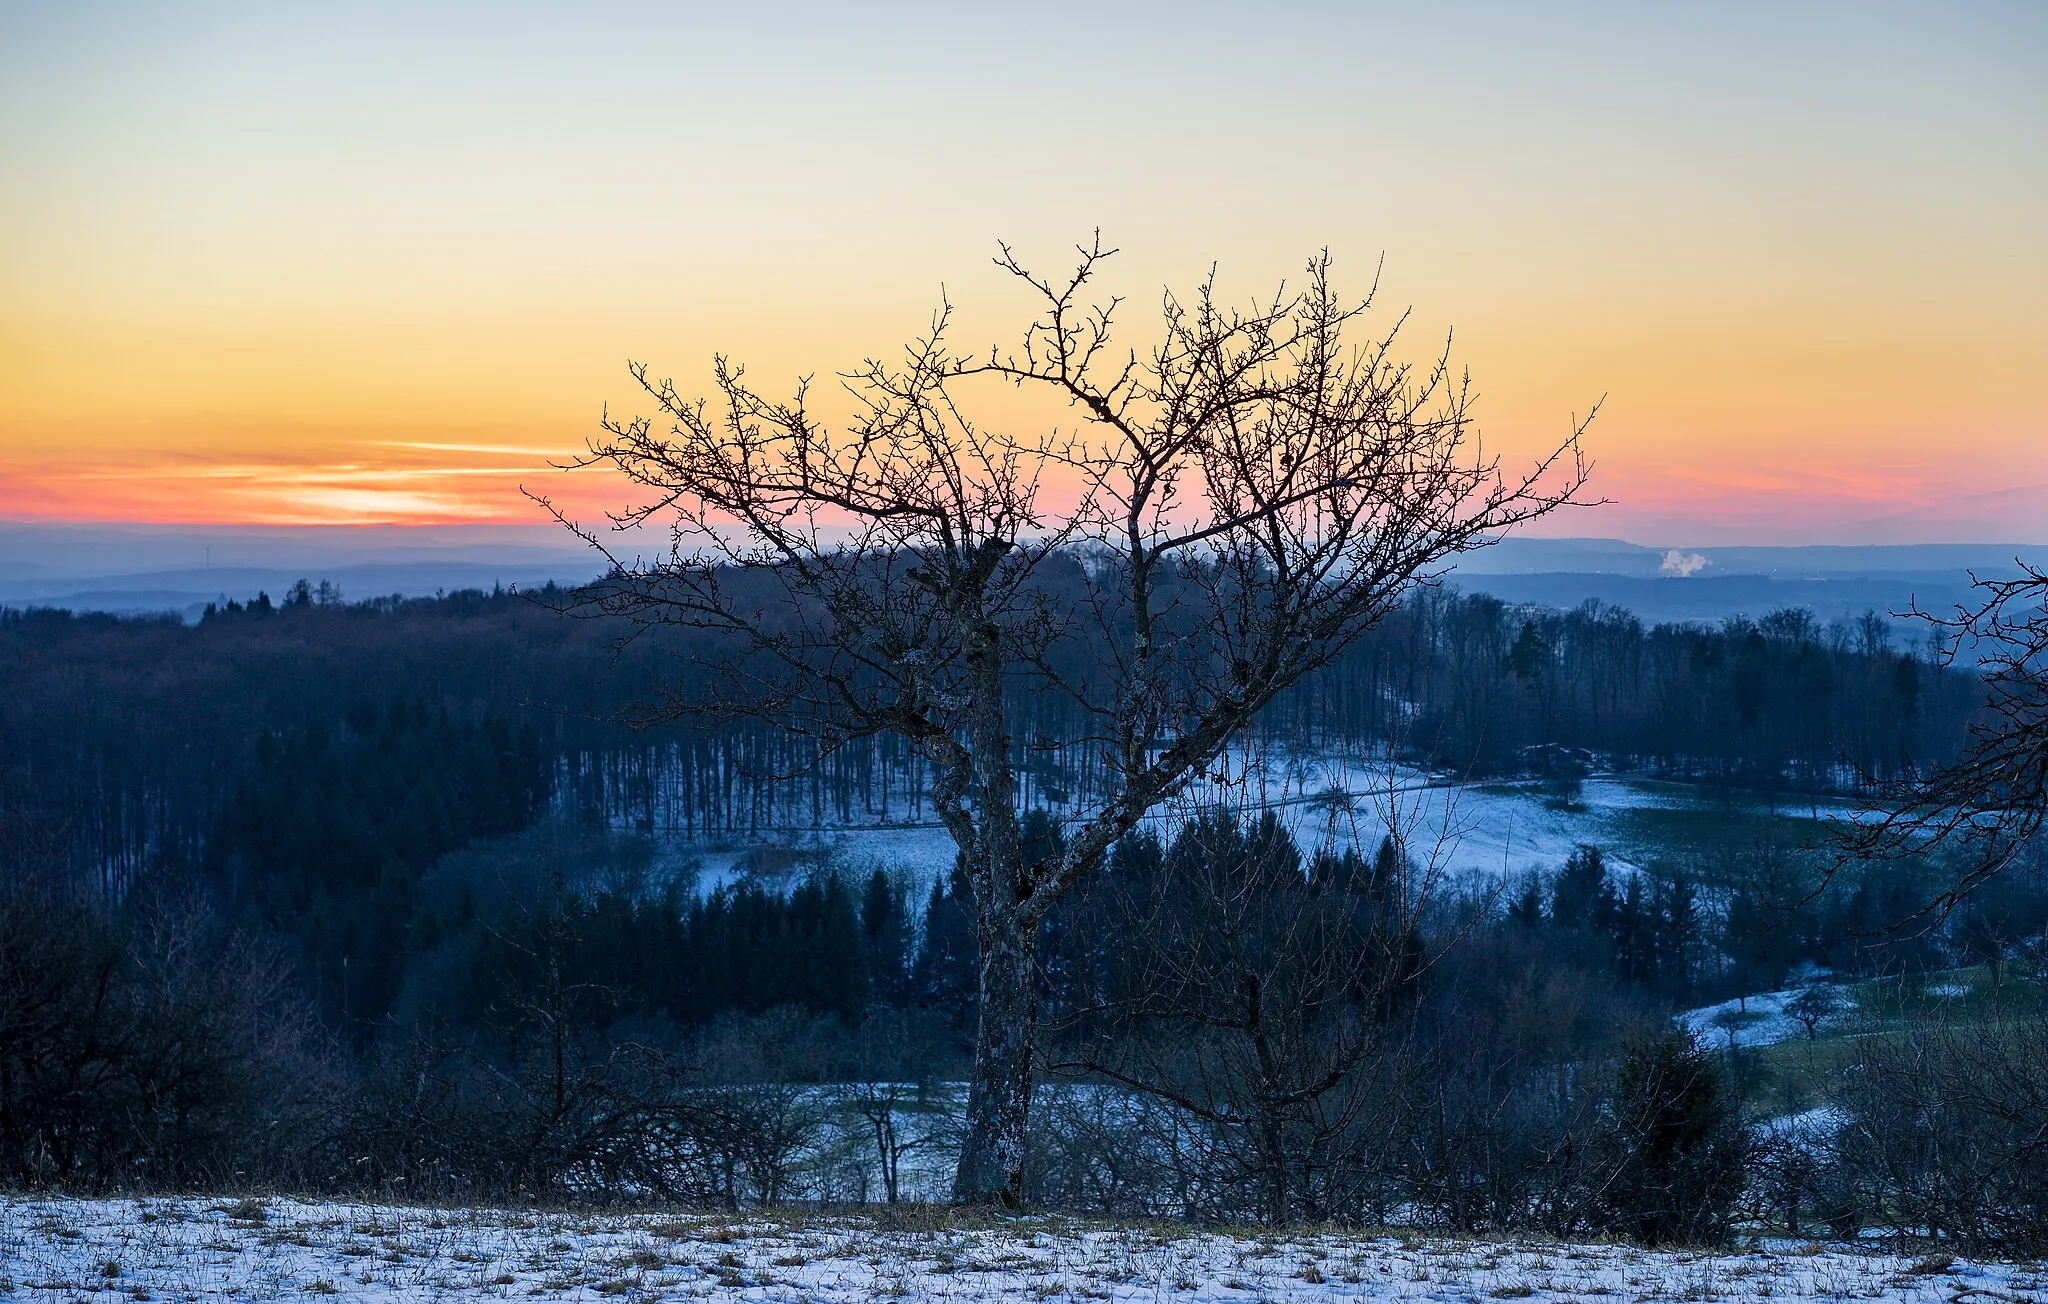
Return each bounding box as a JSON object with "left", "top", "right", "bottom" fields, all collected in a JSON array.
[{"left": 1659, "top": 549, "right": 1709, "bottom": 578}]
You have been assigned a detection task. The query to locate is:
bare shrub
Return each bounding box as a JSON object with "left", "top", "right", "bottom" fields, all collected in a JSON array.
[
  {"left": 1046, "top": 809, "right": 1423, "bottom": 1224},
  {"left": 836, "top": 1008, "right": 955, "bottom": 1203},
  {"left": 0, "top": 868, "right": 337, "bottom": 1191},
  {"left": 1829, "top": 997, "right": 2048, "bottom": 1254}
]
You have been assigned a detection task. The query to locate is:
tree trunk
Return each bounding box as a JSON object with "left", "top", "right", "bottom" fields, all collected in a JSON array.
[
  {"left": 952, "top": 613, "right": 1036, "bottom": 1206},
  {"left": 1259, "top": 1112, "right": 1291, "bottom": 1225},
  {"left": 952, "top": 898, "right": 1037, "bottom": 1206}
]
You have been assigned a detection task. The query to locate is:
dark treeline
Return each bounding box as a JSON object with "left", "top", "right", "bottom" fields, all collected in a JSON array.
[
  {"left": 1270, "top": 594, "right": 1967, "bottom": 790},
  {"left": 0, "top": 579, "right": 1979, "bottom": 901},
  {"left": 1496, "top": 841, "right": 2047, "bottom": 1003},
  {"left": 208, "top": 697, "right": 551, "bottom": 1028}
]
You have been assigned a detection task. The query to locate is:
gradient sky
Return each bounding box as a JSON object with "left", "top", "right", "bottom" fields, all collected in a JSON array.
[{"left": 1, "top": 1, "right": 2042, "bottom": 544}]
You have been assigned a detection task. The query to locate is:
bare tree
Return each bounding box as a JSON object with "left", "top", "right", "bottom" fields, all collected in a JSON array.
[
  {"left": 1836, "top": 563, "right": 2048, "bottom": 916},
  {"left": 1049, "top": 808, "right": 1423, "bottom": 1224},
  {"left": 540, "top": 236, "right": 1590, "bottom": 1204},
  {"left": 1786, "top": 984, "right": 1843, "bottom": 1041},
  {"left": 839, "top": 1009, "right": 952, "bottom": 1203}
]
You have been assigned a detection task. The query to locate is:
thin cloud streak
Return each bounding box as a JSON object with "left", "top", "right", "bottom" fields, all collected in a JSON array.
[{"left": 0, "top": 453, "right": 620, "bottom": 526}]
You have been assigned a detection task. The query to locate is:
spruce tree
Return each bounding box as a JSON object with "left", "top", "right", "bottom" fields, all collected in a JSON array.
[
  {"left": 1603, "top": 1032, "right": 1748, "bottom": 1246},
  {"left": 860, "top": 868, "right": 910, "bottom": 1008},
  {"left": 1508, "top": 876, "right": 1545, "bottom": 928},
  {"left": 1550, "top": 844, "right": 1611, "bottom": 933}
]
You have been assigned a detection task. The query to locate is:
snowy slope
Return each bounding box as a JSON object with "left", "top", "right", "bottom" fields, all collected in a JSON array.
[
  {"left": 3, "top": 1197, "right": 2033, "bottom": 1303},
  {"left": 666, "top": 766, "right": 1705, "bottom": 904},
  {"left": 1679, "top": 988, "right": 1815, "bottom": 1049}
]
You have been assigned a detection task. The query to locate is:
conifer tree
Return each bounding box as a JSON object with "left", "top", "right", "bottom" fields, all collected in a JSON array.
[
  {"left": 860, "top": 869, "right": 911, "bottom": 1008},
  {"left": 1549, "top": 845, "right": 1611, "bottom": 934}
]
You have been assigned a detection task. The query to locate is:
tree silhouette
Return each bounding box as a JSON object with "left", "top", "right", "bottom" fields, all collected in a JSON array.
[{"left": 540, "top": 236, "right": 1590, "bottom": 1204}]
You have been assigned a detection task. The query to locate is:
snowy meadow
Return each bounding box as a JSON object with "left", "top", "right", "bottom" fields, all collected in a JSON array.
[{"left": 4, "top": 1197, "right": 2041, "bottom": 1303}]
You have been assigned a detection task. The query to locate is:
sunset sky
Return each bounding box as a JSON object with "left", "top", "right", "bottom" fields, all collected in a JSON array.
[{"left": 2, "top": 2, "right": 2042, "bottom": 544}]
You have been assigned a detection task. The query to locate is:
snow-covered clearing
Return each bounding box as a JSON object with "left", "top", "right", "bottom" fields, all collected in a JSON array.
[
  {"left": 663, "top": 763, "right": 1718, "bottom": 903},
  {"left": 1759, "top": 1105, "right": 1854, "bottom": 1149},
  {"left": 1677, "top": 972, "right": 1863, "bottom": 1050},
  {"left": 1678, "top": 988, "right": 1814, "bottom": 1049},
  {"left": 4, "top": 1197, "right": 2038, "bottom": 1303}
]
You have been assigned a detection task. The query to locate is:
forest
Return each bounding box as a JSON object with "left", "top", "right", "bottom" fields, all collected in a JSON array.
[
  {"left": 3, "top": 581, "right": 2044, "bottom": 1249},
  {"left": 0, "top": 577, "right": 1974, "bottom": 899}
]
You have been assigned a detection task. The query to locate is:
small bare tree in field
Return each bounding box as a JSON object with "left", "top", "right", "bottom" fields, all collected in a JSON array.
[{"left": 539, "top": 237, "right": 1591, "bottom": 1205}]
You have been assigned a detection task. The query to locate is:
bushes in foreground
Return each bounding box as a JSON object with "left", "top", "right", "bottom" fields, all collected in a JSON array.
[
  {"left": 0, "top": 856, "right": 1754, "bottom": 1241},
  {"left": 1825, "top": 1000, "right": 2048, "bottom": 1255},
  {"left": 7, "top": 808, "right": 2048, "bottom": 1255},
  {"left": 0, "top": 871, "right": 337, "bottom": 1190}
]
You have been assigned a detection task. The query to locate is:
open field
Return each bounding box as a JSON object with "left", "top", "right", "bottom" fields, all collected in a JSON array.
[
  {"left": 671, "top": 767, "right": 1861, "bottom": 904},
  {"left": 3, "top": 1198, "right": 2042, "bottom": 1303}
]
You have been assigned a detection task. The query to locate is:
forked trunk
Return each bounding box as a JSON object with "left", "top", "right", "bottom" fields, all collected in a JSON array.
[{"left": 951, "top": 899, "right": 1037, "bottom": 1206}]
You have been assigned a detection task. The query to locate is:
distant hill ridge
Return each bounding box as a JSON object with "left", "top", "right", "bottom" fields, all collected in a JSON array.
[{"left": 1, "top": 525, "right": 2042, "bottom": 623}]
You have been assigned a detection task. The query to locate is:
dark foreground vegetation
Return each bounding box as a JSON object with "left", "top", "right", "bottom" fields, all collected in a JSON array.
[{"left": 3, "top": 585, "right": 2045, "bottom": 1252}]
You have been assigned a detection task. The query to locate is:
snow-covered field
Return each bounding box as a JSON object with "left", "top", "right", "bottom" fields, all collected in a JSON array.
[
  {"left": 3, "top": 1197, "right": 2037, "bottom": 1303},
  {"left": 1679, "top": 987, "right": 1820, "bottom": 1050},
  {"left": 663, "top": 762, "right": 1740, "bottom": 903}
]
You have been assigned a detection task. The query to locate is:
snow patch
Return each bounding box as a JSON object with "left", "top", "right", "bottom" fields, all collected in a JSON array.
[
  {"left": 0, "top": 1197, "right": 2024, "bottom": 1303},
  {"left": 1679, "top": 988, "right": 1818, "bottom": 1049}
]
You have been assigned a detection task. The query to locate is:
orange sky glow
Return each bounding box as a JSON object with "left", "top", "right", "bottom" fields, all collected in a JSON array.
[{"left": 2, "top": 3, "right": 2042, "bottom": 544}]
